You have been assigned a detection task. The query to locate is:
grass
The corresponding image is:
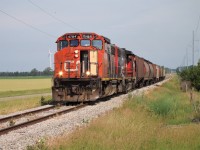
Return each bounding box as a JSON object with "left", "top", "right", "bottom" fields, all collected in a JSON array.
[
  {"left": 0, "top": 95, "right": 52, "bottom": 115},
  {"left": 0, "top": 88, "right": 51, "bottom": 98},
  {"left": 0, "top": 77, "right": 52, "bottom": 114},
  {"left": 133, "top": 76, "right": 193, "bottom": 125},
  {"left": 29, "top": 75, "right": 200, "bottom": 150},
  {"left": 0, "top": 76, "right": 52, "bottom": 79},
  {"left": 0, "top": 78, "right": 52, "bottom": 91},
  {"left": 0, "top": 78, "right": 52, "bottom": 97}
]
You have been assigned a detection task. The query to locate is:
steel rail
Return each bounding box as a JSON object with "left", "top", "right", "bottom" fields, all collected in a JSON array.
[
  {"left": 0, "top": 104, "right": 86, "bottom": 136},
  {"left": 0, "top": 105, "right": 55, "bottom": 124}
]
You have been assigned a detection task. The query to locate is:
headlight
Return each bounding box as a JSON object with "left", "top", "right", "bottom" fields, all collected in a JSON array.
[
  {"left": 59, "top": 71, "right": 63, "bottom": 76},
  {"left": 75, "top": 54, "right": 79, "bottom": 58},
  {"left": 86, "top": 71, "right": 90, "bottom": 76},
  {"left": 74, "top": 50, "right": 79, "bottom": 54}
]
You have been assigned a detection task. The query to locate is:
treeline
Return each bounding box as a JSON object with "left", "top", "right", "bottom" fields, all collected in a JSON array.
[
  {"left": 165, "top": 67, "right": 175, "bottom": 74},
  {"left": 177, "top": 62, "right": 200, "bottom": 91},
  {"left": 0, "top": 67, "right": 53, "bottom": 77}
]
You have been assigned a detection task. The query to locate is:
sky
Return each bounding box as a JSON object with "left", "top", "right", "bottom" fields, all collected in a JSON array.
[{"left": 0, "top": 0, "right": 200, "bottom": 72}]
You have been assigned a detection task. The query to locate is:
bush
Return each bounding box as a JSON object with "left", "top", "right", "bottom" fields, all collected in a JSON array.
[
  {"left": 40, "top": 96, "right": 53, "bottom": 105},
  {"left": 149, "top": 98, "right": 173, "bottom": 116},
  {"left": 178, "top": 62, "right": 200, "bottom": 91}
]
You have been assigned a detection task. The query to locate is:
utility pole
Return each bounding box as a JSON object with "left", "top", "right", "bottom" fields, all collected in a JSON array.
[
  {"left": 192, "top": 30, "right": 195, "bottom": 67},
  {"left": 186, "top": 48, "right": 188, "bottom": 69}
]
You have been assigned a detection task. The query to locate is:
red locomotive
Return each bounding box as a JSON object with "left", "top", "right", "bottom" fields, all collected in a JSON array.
[{"left": 52, "top": 32, "right": 165, "bottom": 102}]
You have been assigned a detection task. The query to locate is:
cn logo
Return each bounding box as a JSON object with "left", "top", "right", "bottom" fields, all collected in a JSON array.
[{"left": 64, "top": 60, "right": 80, "bottom": 72}]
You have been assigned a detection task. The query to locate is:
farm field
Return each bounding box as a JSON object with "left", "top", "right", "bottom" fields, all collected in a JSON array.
[
  {"left": 0, "top": 95, "right": 51, "bottom": 115},
  {"left": 0, "top": 77, "right": 52, "bottom": 98},
  {"left": 32, "top": 76, "right": 200, "bottom": 150},
  {"left": 0, "top": 77, "right": 52, "bottom": 114}
]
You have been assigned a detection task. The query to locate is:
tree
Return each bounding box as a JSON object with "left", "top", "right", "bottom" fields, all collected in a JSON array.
[
  {"left": 192, "top": 63, "right": 200, "bottom": 91},
  {"left": 178, "top": 63, "right": 200, "bottom": 91},
  {"left": 30, "top": 68, "right": 39, "bottom": 76},
  {"left": 43, "top": 67, "right": 53, "bottom": 75}
]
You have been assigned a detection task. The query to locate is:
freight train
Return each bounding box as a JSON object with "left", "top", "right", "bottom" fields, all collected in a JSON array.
[{"left": 52, "top": 32, "right": 165, "bottom": 102}]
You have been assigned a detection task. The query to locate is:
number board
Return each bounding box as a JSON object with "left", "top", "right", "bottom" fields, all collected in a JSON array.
[
  {"left": 82, "top": 34, "right": 93, "bottom": 39},
  {"left": 67, "top": 35, "right": 79, "bottom": 39}
]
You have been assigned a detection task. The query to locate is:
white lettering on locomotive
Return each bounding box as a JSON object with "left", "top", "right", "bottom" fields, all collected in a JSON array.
[{"left": 64, "top": 60, "right": 80, "bottom": 72}]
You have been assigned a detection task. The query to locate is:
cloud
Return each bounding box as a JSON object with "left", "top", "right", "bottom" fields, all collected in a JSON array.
[{"left": 0, "top": 0, "right": 200, "bottom": 71}]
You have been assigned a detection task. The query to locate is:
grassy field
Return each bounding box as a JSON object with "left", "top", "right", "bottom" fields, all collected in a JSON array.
[
  {"left": 0, "top": 95, "right": 52, "bottom": 115},
  {"left": 0, "top": 76, "right": 52, "bottom": 79},
  {"left": 0, "top": 77, "right": 52, "bottom": 114},
  {"left": 30, "top": 76, "right": 200, "bottom": 150},
  {"left": 0, "top": 78, "right": 52, "bottom": 97}
]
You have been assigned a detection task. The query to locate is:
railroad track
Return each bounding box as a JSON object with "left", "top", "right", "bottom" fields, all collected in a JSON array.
[
  {"left": 0, "top": 105, "right": 55, "bottom": 124},
  {"left": 0, "top": 104, "right": 86, "bottom": 136}
]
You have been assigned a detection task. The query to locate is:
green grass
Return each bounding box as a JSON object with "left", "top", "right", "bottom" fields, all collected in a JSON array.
[
  {"left": 0, "top": 95, "right": 52, "bottom": 115},
  {"left": 147, "top": 77, "right": 193, "bottom": 125},
  {"left": 0, "top": 76, "right": 52, "bottom": 79},
  {"left": 0, "top": 78, "right": 52, "bottom": 92},
  {"left": 0, "top": 88, "right": 51, "bottom": 98},
  {"left": 0, "top": 77, "right": 52, "bottom": 114},
  {"left": 29, "top": 75, "right": 200, "bottom": 150},
  {"left": 0, "top": 78, "right": 52, "bottom": 97}
]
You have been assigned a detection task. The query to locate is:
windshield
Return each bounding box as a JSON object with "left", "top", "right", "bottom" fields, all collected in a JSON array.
[
  {"left": 58, "top": 40, "right": 68, "bottom": 50},
  {"left": 81, "top": 40, "right": 90, "bottom": 46},
  {"left": 70, "top": 39, "right": 79, "bottom": 47},
  {"left": 92, "top": 40, "right": 102, "bottom": 49}
]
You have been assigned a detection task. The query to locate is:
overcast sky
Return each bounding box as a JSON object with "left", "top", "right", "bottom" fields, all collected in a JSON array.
[{"left": 0, "top": 0, "right": 200, "bottom": 71}]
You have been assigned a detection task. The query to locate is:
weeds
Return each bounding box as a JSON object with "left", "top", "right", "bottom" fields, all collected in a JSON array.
[
  {"left": 40, "top": 96, "right": 53, "bottom": 106},
  {"left": 149, "top": 97, "right": 172, "bottom": 116},
  {"left": 9, "top": 119, "right": 15, "bottom": 126},
  {"left": 192, "top": 100, "right": 200, "bottom": 122},
  {"left": 127, "top": 77, "right": 192, "bottom": 125},
  {"left": 27, "top": 138, "right": 48, "bottom": 150},
  {"left": 82, "top": 118, "right": 89, "bottom": 124}
]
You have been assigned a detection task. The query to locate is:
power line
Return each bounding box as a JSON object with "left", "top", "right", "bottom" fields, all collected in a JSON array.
[
  {"left": 0, "top": 9, "right": 56, "bottom": 38},
  {"left": 27, "top": 0, "right": 81, "bottom": 32}
]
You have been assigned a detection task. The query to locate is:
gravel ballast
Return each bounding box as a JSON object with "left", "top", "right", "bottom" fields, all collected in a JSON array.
[{"left": 0, "top": 79, "right": 169, "bottom": 150}]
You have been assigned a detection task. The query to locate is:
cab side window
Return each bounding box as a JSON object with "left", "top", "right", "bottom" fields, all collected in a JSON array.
[{"left": 58, "top": 40, "right": 68, "bottom": 50}]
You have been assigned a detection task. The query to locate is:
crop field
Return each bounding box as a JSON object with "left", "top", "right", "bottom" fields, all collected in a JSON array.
[
  {"left": 0, "top": 77, "right": 52, "bottom": 114},
  {"left": 0, "top": 78, "right": 51, "bottom": 92},
  {"left": 0, "top": 78, "right": 52, "bottom": 98},
  {"left": 0, "top": 95, "right": 51, "bottom": 115}
]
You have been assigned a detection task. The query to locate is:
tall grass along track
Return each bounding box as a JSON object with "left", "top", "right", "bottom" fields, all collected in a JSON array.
[{"left": 0, "top": 104, "right": 86, "bottom": 136}]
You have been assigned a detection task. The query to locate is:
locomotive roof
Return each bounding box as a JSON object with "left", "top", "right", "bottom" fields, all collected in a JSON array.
[
  {"left": 124, "top": 49, "right": 132, "bottom": 55},
  {"left": 102, "top": 36, "right": 111, "bottom": 44},
  {"left": 56, "top": 32, "right": 111, "bottom": 43}
]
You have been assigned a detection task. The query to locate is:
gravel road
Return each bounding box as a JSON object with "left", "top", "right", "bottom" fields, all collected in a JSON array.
[{"left": 0, "top": 79, "right": 170, "bottom": 150}]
